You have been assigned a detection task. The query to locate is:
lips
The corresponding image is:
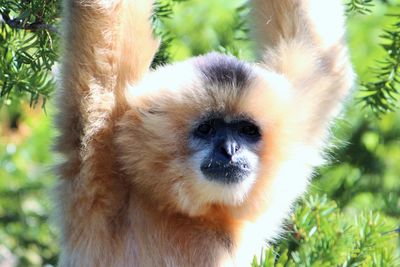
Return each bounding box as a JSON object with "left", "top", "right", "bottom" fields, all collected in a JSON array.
[{"left": 200, "top": 161, "right": 251, "bottom": 184}]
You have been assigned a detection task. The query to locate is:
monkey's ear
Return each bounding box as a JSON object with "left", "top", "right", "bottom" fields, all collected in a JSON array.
[{"left": 117, "top": 0, "right": 160, "bottom": 86}]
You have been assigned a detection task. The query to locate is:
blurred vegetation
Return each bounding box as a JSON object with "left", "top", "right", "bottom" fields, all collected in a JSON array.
[{"left": 0, "top": 0, "right": 399, "bottom": 266}]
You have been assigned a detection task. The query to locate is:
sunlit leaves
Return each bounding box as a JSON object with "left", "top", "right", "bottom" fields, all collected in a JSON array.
[
  {"left": 347, "top": 0, "right": 374, "bottom": 15},
  {"left": 0, "top": 0, "right": 59, "bottom": 108},
  {"left": 253, "top": 195, "right": 399, "bottom": 267},
  {"left": 360, "top": 15, "right": 400, "bottom": 115}
]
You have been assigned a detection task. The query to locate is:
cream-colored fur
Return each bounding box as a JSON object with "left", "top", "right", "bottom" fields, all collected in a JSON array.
[{"left": 55, "top": 0, "right": 354, "bottom": 266}]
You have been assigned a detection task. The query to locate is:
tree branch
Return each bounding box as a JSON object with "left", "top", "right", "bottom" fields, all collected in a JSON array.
[{"left": 0, "top": 12, "right": 59, "bottom": 34}]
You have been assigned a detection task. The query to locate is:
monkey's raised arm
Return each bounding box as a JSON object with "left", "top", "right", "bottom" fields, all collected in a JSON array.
[
  {"left": 57, "top": 0, "right": 158, "bottom": 153},
  {"left": 55, "top": 2, "right": 157, "bottom": 265},
  {"left": 252, "top": 0, "right": 354, "bottom": 137}
]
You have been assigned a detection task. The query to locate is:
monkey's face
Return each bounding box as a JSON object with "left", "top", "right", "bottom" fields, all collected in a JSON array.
[
  {"left": 191, "top": 116, "right": 261, "bottom": 184},
  {"left": 186, "top": 114, "right": 262, "bottom": 207},
  {"left": 118, "top": 53, "right": 297, "bottom": 217}
]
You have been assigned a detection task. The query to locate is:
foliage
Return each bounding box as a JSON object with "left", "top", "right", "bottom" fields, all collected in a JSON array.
[
  {"left": 252, "top": 195, "right": 399, "bottom": 267},
  {"left": 347, "top": 0, "right": 374, "bottom": 14},
  {"left": 0, "top": 0, "right": 399, "bottom": 266},
  {"left": 360, "top": 14, "right": 400, "bottom": 115},
  {"left": 0, "top": 0, "right": 59, "bottom": 108},
  {"left": 347, "top": 0, "right": 400, "bottom": 116},
  {"left": 314, "top": 110, "right": 400, "bottom": 218},
  {"left": 151, "top": 0, "right": 188, "bottom": 67},
  {"left": 0, "top": 108, "right": 57, "bottom": 266}
]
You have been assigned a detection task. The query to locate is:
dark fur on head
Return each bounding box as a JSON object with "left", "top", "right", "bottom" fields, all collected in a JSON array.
[{"left": 197, "top": 52, "right": 254, "bottom": 93}]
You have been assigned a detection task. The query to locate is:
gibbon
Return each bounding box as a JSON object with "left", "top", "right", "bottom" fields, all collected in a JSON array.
[{"left": 55, "top": 0, "right": 354, "bottom": 266}]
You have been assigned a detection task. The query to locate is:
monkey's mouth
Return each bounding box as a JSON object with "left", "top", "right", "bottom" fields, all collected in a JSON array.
[{"left": 200, "top": 162, "right": 252, "bottom": 184}]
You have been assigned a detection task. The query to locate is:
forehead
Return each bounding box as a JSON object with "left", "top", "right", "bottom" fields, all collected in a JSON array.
[
  {"left": 129, "top": 53, "right": 256, "bottom": 111},
  {"left": 195, "top": 52, "right": 253, "bottom": 94},
  {"left": 193, "top": 53, "right": 292, "bottom": 121}
]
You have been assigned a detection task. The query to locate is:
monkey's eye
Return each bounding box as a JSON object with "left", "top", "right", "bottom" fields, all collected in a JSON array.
[
  {"left": 239, "top": 123, "right": 261, "bottom": 139},
  {"left": 195, "top": 122, "right": 214, "bottom": 137}
]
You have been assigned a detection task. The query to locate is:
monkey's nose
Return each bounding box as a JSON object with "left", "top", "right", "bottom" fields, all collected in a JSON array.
[{"left": 219, "top": 139, "right": 240, "bottom": 159}]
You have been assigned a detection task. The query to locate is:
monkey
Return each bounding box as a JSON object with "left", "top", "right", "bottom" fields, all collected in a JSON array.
[{"left": 54, "top": 0, "right": 354, "bottom": 266}]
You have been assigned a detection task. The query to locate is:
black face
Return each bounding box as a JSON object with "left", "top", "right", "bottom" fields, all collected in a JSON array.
[{"left": 191, "top": 116, "right": 262, "bottom": 184}]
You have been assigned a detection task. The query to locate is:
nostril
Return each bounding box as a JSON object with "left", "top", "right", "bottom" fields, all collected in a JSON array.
[{"left": 233, "top": 143, "right": 239, "bottom": 153}]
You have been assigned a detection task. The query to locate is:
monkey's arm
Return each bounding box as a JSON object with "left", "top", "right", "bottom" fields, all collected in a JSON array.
[
  {"left": 252, "top": 0, "right": 354, "bottom": 138},
  {"left": 57, "top": 0, "right": 158, "bottom": 154},
  {"left": 55, "top": 1, "right": 157, "bottom": 265}
]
